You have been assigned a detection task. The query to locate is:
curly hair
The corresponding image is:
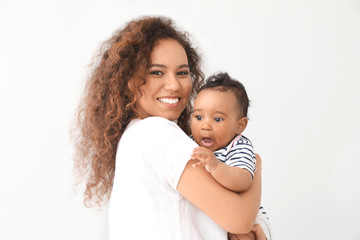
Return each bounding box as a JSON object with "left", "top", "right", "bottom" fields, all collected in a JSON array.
[{"left": 72, "top": 16, "right": 204, "bottom": 207}]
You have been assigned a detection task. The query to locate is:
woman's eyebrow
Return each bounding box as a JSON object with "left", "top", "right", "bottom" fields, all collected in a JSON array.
[
  {"left": 149, "top": 64, "right": 189, "bottom": 69},
  {"left": 149, "top": 64, "right": 166, "bottom": 68},
  {"left": 178, "top": 64, "right": 189, "bottom": 69}
]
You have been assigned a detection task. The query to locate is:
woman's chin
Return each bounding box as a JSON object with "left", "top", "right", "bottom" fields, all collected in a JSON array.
[
  {"left": 163, "top": 115, "right": 179, "bottom": 122},
  {"left": 156, "top": 111, "right": 183, "bottom": 122}
]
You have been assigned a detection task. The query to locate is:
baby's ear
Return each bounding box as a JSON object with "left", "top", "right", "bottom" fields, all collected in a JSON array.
[{"left": 236, "top": 117, "right": 248, "bottom": 135}]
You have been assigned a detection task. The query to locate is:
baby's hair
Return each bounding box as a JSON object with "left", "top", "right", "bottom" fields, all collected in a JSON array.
[{"left": 200, "top": 72, "right": 250, "bottom": 118}]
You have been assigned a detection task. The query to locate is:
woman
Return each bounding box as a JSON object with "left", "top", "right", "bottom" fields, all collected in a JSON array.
[{"left": 73, "top": 16, "right": 267, "bottom": 239}]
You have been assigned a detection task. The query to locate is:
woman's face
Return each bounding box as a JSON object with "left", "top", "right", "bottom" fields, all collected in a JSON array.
[{"left": 136, "top": 38, "right": 192, "bottom": 121}]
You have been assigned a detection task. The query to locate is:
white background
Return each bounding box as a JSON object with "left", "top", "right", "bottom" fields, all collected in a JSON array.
[{"left": 1, "top": 0, "right": 359, "bottom": 239}]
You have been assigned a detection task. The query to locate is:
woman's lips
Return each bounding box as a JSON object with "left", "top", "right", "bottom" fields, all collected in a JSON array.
[
  {"left": 158, "top": 97, "right": 179, "bottom": 104},
  {"left": 157, "top": 97, "right": 180, "bottom": 107}
]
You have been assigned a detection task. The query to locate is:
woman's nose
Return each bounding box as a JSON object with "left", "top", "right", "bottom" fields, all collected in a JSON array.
[{"left": 164, "top": 74, "right": 181, "bottom": 91}]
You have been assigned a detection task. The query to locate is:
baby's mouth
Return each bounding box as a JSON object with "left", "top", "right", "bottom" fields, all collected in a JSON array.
[{"left": 201, "top": 137, "right": 214, "bottom": 148}]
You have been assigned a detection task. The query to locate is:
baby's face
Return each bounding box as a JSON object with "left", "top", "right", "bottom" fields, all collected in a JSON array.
[{"left": 191, "top": 89, "right": 243, "bottom": 151}]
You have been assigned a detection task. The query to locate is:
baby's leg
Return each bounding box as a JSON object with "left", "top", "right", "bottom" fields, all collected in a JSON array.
[{"left": 254, "top": 206, "right": 271, "bottom": 240}]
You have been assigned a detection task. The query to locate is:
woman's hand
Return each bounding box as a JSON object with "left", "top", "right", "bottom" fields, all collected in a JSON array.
[
  {"left": 228, "top": 224, "right": 267, "bottom": 240},
  {"left": 228, "top": 231, "right": 256, "bottom": 240}
]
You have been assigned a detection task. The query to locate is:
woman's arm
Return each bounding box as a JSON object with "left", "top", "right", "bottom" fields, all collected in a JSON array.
[{"left": 177, "top": 154, "right": 262, "bottom": 234}]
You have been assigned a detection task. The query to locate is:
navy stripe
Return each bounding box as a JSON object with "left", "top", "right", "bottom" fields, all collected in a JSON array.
[
  {"left": 214, "top": 135, "right": 256, "bottom": 175},
  {"left": 228, "top": 157, "right": 255, "bottom": 166},
  {"left": 228, "top": 152, "right": 254, "bottom": 161},
  {"left": 234, "top": 142, "right": 253, "bottom": 148},
  {"left": 227, "top": 148, "right": 253, "bottom": 158}
]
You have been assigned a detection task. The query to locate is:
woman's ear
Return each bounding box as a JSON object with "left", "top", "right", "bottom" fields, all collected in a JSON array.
[{"left": 236, "top": 117, "right": 248, "bottom": 135}]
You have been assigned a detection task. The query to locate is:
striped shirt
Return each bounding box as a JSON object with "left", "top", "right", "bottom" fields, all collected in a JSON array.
[{"left": 213, "top": 135, "right": 256, "bottom": 177}]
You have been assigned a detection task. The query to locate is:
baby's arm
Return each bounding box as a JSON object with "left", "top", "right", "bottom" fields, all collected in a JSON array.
[{"left": 191, "top": 146, "right": 253, "bottom": 192}]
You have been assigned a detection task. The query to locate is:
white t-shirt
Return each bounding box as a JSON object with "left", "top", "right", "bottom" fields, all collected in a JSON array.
[{"left": 109, "top": 117, "right": 227, "bottom": 240}]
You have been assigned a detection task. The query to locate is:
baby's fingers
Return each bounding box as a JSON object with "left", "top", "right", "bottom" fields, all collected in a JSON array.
[
  {"left": 191, "top": 151, "right": 207, "bottom": 160},
  {"left": 192, "top": 160, "right": 204, "bottom": 168}
]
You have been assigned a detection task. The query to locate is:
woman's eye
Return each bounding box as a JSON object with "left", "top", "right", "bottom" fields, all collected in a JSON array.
[
  {"left": 195, "top": 115, "right": 203, "bottom": 121},
  {"left": 177, "top": 71, "right": 189, "bottom": 76},
  {"left": 150, "top": 71, "right": 163, "bottom": 76},
  {"left": 214, "top": 117, "right": 223, "bottom": 122}
]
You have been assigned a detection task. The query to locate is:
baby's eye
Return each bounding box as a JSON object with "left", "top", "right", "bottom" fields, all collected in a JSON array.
[
  {"left": 195, "top": 115, "right": 203, "bottom": 121},
  {"left": 150, "top": 71, "right": 163, "bottom": 76},
  {"left": 214, "top": 117, "right": 223, "bottom": 122}
]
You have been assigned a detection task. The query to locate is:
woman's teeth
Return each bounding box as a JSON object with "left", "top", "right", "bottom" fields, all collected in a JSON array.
[{"left": 158, "top": 98, "right": 179, "bottom": 104}]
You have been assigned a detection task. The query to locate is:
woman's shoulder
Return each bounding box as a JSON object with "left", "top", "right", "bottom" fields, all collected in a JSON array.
[
  {"left": 126, "top": 117, "right": 183, "bottom": 139},
  {"left": 123, "top": 116, "right": 195, "bottom": 157},
  {"left": 130, "top": 117, "right": 179, "bottom": 131},
  {"left": 143, "top": 116, "right": 178, "bottom": 126}
]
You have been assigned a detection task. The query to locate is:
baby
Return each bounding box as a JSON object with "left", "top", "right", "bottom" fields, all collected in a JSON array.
[{"left": 191, "top": 72, "right": 271, "bottom": 239}]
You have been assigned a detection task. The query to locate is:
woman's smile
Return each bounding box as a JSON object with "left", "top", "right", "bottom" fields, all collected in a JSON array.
[{"left": 157, "top": 97, "right": 180, "bottom": 105}]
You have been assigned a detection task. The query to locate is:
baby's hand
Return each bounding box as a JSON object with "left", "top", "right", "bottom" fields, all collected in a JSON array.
[{"left": 191, "top": 147, "right": 219, "bottom": 173}]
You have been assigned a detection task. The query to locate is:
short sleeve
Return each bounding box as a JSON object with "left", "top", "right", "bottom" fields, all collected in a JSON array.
[
  {"left": 140, "top": 117, "right": 198, "bottom": 190},
  {"left": 215, "top": 135, "right": 257, "bottom": 178},
  {"left": 227, "top": 141, "right": 256, "bottom": 177}
]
